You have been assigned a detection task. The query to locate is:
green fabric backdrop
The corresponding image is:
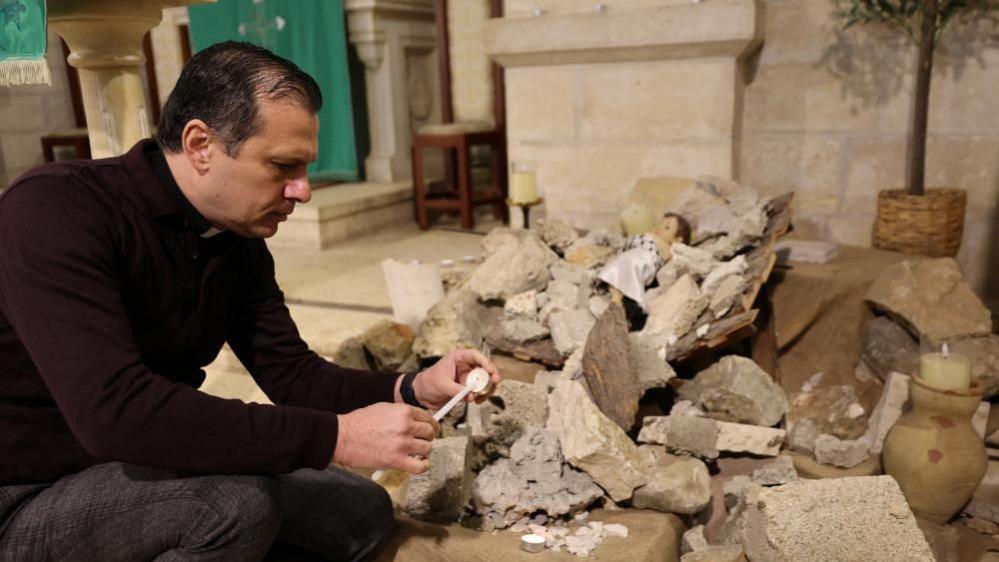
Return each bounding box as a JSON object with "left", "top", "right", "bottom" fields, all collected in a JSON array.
[{"left": 189, "top": 0, "right": 359, "bottom": 181}]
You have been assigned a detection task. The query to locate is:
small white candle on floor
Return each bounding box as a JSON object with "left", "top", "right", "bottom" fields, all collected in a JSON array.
[{"left": 520, "top": 533, "right": 546, "bottom": 553}]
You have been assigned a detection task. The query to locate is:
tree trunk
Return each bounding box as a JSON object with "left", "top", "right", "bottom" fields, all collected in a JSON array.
[{"left": 906, "top": 0, "right": 938, "bottom": 197}]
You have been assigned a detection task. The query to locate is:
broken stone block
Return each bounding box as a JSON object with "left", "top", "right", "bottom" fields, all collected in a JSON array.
[
  {"left": 789, "top": 384, "right": 868, "bottom": 440},
  {"left": 549, "top": 308, "right": 596, "bottom": 358},
  {"left": 668, "top": 414, "right": 719, "bottom": 459},
  {"left": 413, "top": 288, "right": 499, "bottom": 358},
  {"left": 671, "top": 243, "right": 720, "bottom": 279},
  {"left": 960, "top": 335, "right": 999, "bottom": 399},
  {"left": 680, "top": 355, "right": 788, "bottom": 427},
  {"left": 742, "top": 476, "right": 935, "bottom": 561},
  {"left": 641, "top": 274, "right": 709, "bottom": 342},
  {"left": 670, "top": 180, "right": 728, "bottom": 233},
  {"left": 700, "top": 255, "right": 748, "bottom": 296},
  {"left": 404, "top": 436, "right": 472, "bottom": 521},
  {"left": 439, "top": 259, "right": 479, "bottom": 293},
  {"left": 681, "top": 525, "right": 708, "bottom": 554},
  {"left": 500, "top": 317, "right": 550, "bottom": 343},
  {"left": 562, "top": 347, "right": 585, "bottom": 379},
  {"left": 540, "top": 278, "right": 591, "bottom": 320},
  {"left": 680, "top": 546, "right": 746, "bottom": 562},
  {"left": 717, "top": 477, "right": 766, "bottom": 550},
  {"left": 637, "top": 416, "right": 670, "bottom": 445},
  {"left": 538, "top": 218, "right": 579, "bottom": 254},
  {"left": 332, "top": 336, "right": 371, "bottom": 370},
  {"left": 632, "top": 455, "right": 712, "bottom": 515},
  {"left": 467, "top": 234, "right": 558, "bottom": 301},
  {"left": 473, "top": 429, "right": 603, "bottom": 528},
  {"left": 709, "top": 274, "right": 747, "bottom": 319},
  {"left": 751, "top": 455, "right": 798, "bottom": 486},
  {"left": 813, "top": 433, "right": 872, "bottom": 468},
  {"left": 582, "top": 302, "right": 641, "bottom": 431},
  {"left": 360, "top": 320, "right": 415, "bottom": 370},
  {"left": 864, "top": 258, "right": 993, "bottom": 341},
  {"left": 563, "top": 229, "right": 624, "bottom": 270},
  {"left": 788, "top": 418, "right": 819, "bottom": 454},
  {"left": 774, "top": 239, "right": 839, "bottom": 264},
  {"left": 965, "top": 459, "right": 999, "bottom": 523},
  {"left": 550, "top": 261, "right": 592, "bottom": 286},
  {"left": 656, "top": 260, "right": 681, "bottom": 290},
  {"left": 547, "top": 378, "right": 649, "bottom": 501},
  {"left": 504, "top": 290, "right": 539, "bottom": 318},
  {"left": 629, "top": 333, "right": 677, "bottom": 392},
  {"left": 466, "top": 379, "right": 549, "bottom": 460},
  {"left": 699, "top": 202, "right": 768, "bottom": 260},
  {"left": 863, "top": 372, "right": 910, "bottom": 455},
  {"left": 480, "top": 227, "right": 537, "bottom": 258},
  {"left": 715, "top": 421, "right": 785, "bottom": 457},
  {"left": 860, "top": 316, "right": 919, "bottom": 380}
]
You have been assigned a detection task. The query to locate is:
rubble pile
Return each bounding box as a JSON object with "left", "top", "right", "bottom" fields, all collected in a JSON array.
[{"left": 344, "top": 178, "right": 991, "bottom": 559}]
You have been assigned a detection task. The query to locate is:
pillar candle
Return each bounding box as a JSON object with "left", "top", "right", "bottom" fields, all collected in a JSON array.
[
  {"left": 619, "top": 201, "right": 654, "bottom": 235},
  {"left": 510, "top": 171, "right": 538, "bottom": 204},
  {"left": 919, "top": 349, "right": 972, "bottom": 390}
]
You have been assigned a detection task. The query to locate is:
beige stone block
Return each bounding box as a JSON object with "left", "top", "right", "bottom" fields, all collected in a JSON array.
[
  {"left": 579, "top": 59, "right": 735, "bottom": 142},
  {"left": 504, "top": 0, "right": 688, "bottom": 18},
  {"left": 740, "top": 133, "right": 844, "bottom": 212},
  {"left": 505, "top": 66, "right": 576, "bottom": 142},
  {"left": 744, "top": 61, "right": 888, "bottom": 134}
]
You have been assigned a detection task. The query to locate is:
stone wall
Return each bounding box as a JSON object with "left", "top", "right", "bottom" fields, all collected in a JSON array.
[
  {"left": 0, "top": 31, "right": 77, "bottom": 188},
  {"left": 741, "top": 0, "right": 999, "bottom": 302}
]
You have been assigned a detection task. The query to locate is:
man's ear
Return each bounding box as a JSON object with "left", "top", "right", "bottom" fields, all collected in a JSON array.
[{"left": 180, "top": 119, "right": 215, "bottom": 175}]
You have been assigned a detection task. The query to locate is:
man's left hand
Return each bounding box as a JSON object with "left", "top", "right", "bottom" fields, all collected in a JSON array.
[{"left": 411, "top": 349, "right": 501, "bottom": 411}]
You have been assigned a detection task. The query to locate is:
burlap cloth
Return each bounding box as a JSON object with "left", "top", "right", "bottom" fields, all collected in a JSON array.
[
  {"left": 771, "top": 245, "right": 915, "bottom": 409},
  {"left": 376, "top": 509, "right": 684, "bottom": 562}
]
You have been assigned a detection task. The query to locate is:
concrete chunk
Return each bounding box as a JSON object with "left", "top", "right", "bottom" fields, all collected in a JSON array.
[
  {"left": 813, "top": 434, "right": 872, "bottom": 469},
  {"left": 751, "top": 455, "right": 798, "bottom": 486},
  {"left": 404, "top": 436, "right": 472, "bottom": 521},
  {"left": 716, "top": 420, "right": 785, "bottom": 457},
  {"left": 668, "top": 414, "right": 719, "bottom": 459},
  {"left": 468, "top": 234, "right": 558, "bottom": 301},
  {"left": 681, "top": 525, "right": 708, "bottom": 554},
  {"left": 863, "top": 372, "right": 910, "bottom": 455},
  {"left": 640, "top": 274, "right": 708, "bottom": 341},
  {"left": 547, "top": 379, "right": 649, "bottom": 501},
  {"left": 680, "top": 355, "right": 788, "bottom": 427},
  {"left": 549, "top": 308, "right": 596, "bottom": 357},
  {"left": 743, "top": 476, "right": 934, "bottom": 561},
  {"left": 632, "top": 455, "right": 712, "bottom": 515}
]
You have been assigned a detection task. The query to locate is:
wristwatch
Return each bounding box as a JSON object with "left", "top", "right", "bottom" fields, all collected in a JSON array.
[{"left": 400, "top": 371, "right": 425, "bottom": 408}]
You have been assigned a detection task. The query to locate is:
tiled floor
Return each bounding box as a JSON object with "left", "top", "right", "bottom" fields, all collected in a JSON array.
[{"left": 200, "top": 219, "right": 500, "bottom": 403}]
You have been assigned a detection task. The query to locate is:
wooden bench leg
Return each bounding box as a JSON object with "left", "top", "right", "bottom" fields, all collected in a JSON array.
[{"left": 457, "top": 138, "right": 474, "bottom": 230}]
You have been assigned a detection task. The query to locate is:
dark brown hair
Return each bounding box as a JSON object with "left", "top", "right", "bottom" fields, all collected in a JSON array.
[{"left": 663, "top": 213, "right": 692, "bottom": 244}]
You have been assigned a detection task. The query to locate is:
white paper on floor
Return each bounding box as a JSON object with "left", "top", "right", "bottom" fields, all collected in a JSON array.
[{"left": 382, "top": 258, "right": 445, "bottom": 330}]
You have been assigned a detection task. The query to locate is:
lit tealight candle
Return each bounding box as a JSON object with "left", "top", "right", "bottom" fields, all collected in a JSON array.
[{"left": 918, "top": 343, "right": 971, "bottom": 390}]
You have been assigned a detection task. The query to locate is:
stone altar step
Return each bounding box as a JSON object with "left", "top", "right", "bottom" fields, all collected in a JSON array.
[{"left": 270, "top": 180, "right": 413, "bottom": 250}]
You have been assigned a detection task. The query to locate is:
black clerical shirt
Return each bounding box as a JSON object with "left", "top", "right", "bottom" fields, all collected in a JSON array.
[{"left": 0, "top": 139, "right": 398, "bottom": 485}]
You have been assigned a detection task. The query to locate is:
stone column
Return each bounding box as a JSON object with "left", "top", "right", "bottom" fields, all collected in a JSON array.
[
  {"left": 48, "top": 0, "right": 174, "bottom": 158},
  {"left": 345, "top": 0, "right": 438, "bottom": 182}
]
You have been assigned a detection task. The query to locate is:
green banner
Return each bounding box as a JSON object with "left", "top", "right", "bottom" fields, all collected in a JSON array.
[
  {"left": 189, "top": 0, "right": 359, "bottom": 181},
  {"left": 0, "top": 0, "right": 51, "bottom": 86}
]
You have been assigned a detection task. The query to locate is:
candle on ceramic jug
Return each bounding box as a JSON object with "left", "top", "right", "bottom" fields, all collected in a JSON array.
[{"left": 919, "top": 342, "right": 971, "bottom": 390}]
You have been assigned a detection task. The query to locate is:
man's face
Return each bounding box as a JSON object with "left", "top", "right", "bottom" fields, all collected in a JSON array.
[{"left": 205, "top": 99, "right": 319, "bottom": 238}]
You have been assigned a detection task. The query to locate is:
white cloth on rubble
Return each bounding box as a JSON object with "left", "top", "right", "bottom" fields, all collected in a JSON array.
[{"left": 597, "top": 234, "right": 666, "bottom": 309}]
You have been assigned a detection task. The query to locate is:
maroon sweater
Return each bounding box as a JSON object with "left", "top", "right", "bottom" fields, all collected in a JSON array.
[{"left": 0, "top": 140, "right": 398, "bottom": 485}]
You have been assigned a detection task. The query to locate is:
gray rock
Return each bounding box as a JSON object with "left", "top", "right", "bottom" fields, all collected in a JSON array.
[
  {"left": 637, "top": 416, "right": 671, "bottom": 445},
  {"left": 813, "top": 434, "right": 872, "bottom": 469},
  {"left": 668, "top": 414, "right": 719, "bottom": 459},
  {"left": 751, "top": 455, "right": 799, "bottom": 486},
  {"left": 563, "top": 229, "right": 624, "bottom": 270},
  {"left": 550, "top": 261, "right": 592, "bottom": 286},
  {"left": 504, "top": 290, "right": 539, "bottom": 318},
  {"left": 480, "top": 227, "right": 537, "bottom": 258},
  {"left": 680, "top": 355, "right": 788, "bottom": 427},
  {"left": 961, "top": 335, "right": 999, "bottom": 398},
  {"left": 360, "top": 320, "right": 414, "bottom": 370},
  {"left": 632, "top": 455, "right": 712, "bottom": 515},
  {"left": 549, "top": 308, "right": 596, "bottom": 357},
  {"left": 699, "top": 202, "right": 768, "bottom": 260},
  {"left": 701, "top": 255, "right": 748, "bottom": 296},
  {"left": 467, "top": 234, "right": 558, "bottom": 301},
  {"left": 546, "top": 378, "right": 649, "bottom": 501},
  {"left": 332, "top": 336, "right": 371, "bottom": 370},
  {"left": 788, "top": 418, "right": 820, "bottom": 454},
  {"left": 640, "top": 274, "right": 709, "bottom": 342},
  {"left": 473, "top": 429, "right": 604, "bottom": 528},
  {"left": 588, "top": 294, "right": 611, "bottom": 318},
  {"left": 413, "top": 288, "right": 499, "bottom": 358},
  {"left": 629, "top": 333, "right": 677, "bottom": 392},
  {"left": 671, "top": 243, "right": 720, "bottom": 279},
  {"left": 860, "top": 316, "right": 919, "bottom": 380},
  {"left": 538, "top": 219, "right": 579, "bottom": 254},
  {"left": 404, "top": 436, "right": 472, "bottom": 521},
  {"left": 742, "top": 476, "right": 935, "bottom": 561},
  {"left": 716, "top": 420, "right": 785, "bottom": 457},
  {"left": 863, "top": 371, "right": 910, "bottom": 455},
  {"left": 681, "top": 525, "right": 708, "bottom": 554},
  {"left": 865, "top": 258, "right": 993, "bottom": 341},
  {"left": 709, "top": 274, "right": 747, "bottom": 319},
  {"left": 466, "top": 379, "right": 549, "bottom": 460},
  {"left": 501, "top": 317, "right": 549, "bottom": 343},
  {"left": 541, "top": 278, "right": 591, "bottom": 320}
]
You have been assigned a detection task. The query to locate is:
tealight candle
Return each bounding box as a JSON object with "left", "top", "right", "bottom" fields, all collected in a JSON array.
[
  {"left": 918, "top": 342, "right": 971, "bottom": 390},
  {"left": 520, "top": 533, "right": 546, "bottom": 553}
]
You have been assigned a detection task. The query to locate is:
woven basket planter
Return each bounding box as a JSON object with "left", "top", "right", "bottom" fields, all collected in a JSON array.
[{"left": 872, "top": 188, "right": 966, "bottom": 257}]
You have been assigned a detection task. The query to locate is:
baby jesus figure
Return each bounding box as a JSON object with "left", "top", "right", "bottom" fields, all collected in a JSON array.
[{"left": 598, "top": 212, "right": 692, "bottom": 310}]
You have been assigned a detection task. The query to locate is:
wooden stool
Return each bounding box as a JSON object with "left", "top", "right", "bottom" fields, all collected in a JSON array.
[
  {"left": 40, "top": 128, "right": 91, "bottom": 162},
  {"left": 411, "top": 123, "right": 507, "bottom": 230}
]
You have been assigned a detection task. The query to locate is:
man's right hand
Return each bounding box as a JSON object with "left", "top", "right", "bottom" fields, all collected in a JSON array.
[{"left": 333, "top": 402, "right": 439, "bottom": 474}]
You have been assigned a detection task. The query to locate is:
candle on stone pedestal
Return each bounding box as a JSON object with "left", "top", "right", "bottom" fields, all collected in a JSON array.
[
  {"left": 919, "top": 343, "right": 971, "bottom": 390},
  {"left": 510, "top": 170, "right": 538, "bottom": 204}
]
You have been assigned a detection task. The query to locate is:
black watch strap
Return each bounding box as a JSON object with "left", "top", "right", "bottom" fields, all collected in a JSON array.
[{"left": 400, "top": 371, "right": 424, "bottom": 408}]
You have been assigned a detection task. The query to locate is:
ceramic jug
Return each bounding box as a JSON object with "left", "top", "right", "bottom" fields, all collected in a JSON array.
[{"left": 882, "top": 376, "right": 987, "bottom": 523}]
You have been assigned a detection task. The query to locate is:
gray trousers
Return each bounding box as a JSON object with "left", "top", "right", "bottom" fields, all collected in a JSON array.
[{"left": 0, "top": 462, "right": 395, "bottom": 562}]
